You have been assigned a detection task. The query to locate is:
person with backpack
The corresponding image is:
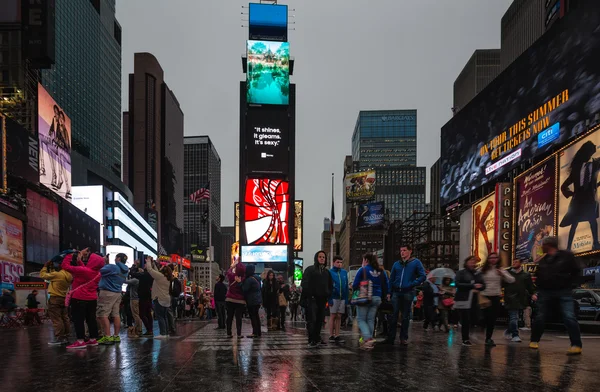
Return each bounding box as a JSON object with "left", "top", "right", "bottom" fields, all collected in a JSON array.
[
  {"left": 242, "top": 264, "right": 262, "bottom": 338},
  {"left": 96, "top": 252, "right": 129, "bottom": 345},
  {"left": 328, "top": 255, "right": 349, "bottom": 343},
  {"left": 384, "top": 245, "right": 426, "bottom": 345}
]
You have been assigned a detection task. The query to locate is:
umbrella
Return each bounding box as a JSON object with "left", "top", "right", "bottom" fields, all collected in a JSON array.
[{"left": 427, "top": 268, "right": 455, "bottom": 284}]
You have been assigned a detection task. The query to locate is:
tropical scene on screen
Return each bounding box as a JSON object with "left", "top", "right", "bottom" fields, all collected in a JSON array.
[{"left": 247, "top": 40, "right": 290, "bottom": 105}]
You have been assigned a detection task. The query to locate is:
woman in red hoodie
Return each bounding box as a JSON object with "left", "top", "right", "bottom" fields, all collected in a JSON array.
[{"left": 61, "top": 251, "right": 105, "bottom": 349}]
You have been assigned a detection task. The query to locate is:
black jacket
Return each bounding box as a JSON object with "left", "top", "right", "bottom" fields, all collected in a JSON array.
[
  {"left": 422, "top": 281, "right": 441, "bottom": 307},
  {"left": 262, "top": 278, "right": 279, "bottom": 308},
  {"left": 214, "top": 281, "right": 227, "bottom": 302},
  {"left": 503, "top": 268, "right": 535, "bottom": 310},
  {"left": 301, "top": 252, "right": 333, "bottom": 301},
  {"left": 455, "top": 268, "right": 486, "bottom": 304},
  {"left": 131, "top": 270, "right": 154, "bottom": 300},
  {"left": 170, "top": 279, "right": 182, "bottom": 298},
  {"left": 536, "top": 250, "right": 582, "bottom": 290},
  {"left": 242, "top": 275, "right": 262, "bottom": 307},
  {"left": 26, "top": 294, "right": 39, "bottom": 309}
]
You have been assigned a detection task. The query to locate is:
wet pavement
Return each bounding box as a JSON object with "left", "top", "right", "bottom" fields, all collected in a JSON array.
[{"left": 1, "top": 319, "right": 600, "bottom": 392}]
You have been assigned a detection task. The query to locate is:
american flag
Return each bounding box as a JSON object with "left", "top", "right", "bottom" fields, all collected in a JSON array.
[{"left": 190, "top": 183, "right": 210, "bottom": 204}]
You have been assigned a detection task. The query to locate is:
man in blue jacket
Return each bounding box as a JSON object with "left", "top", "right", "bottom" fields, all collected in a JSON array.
[
  {"left": 384, "top": 245, "right": 426, "bottom": 345},
  {"left": 328, "top": 255, "right": 349, "bottom": 343},
  {"left": 97, "top": 253, "right": 129, "bottom": 345}
]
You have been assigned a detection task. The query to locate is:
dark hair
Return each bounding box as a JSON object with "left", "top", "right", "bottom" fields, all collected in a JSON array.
[
  {"left": 400, "top": 244, "right": 413, "bottom": 252},
  {"left": 363, "top": 253, "right": 379, "bottom": 270},
  {"left": 333, "top": 255, "right": 343, "bottom": 262},
  {"left": 218, "top": 274, "right": 225, "bottom": 282},
  {"left": 161, "top": 265, "right": 173, "bottom": 282},
  {"left": 480, "top": 252, "right": 499, "bottom": 273},
  {"left": 542, "top": 236, "right": 558, "bottom": 249},
  {"left": 314, "top": 250, "right": 327, "bottom": 264},
  {"left": 266, "top": 270, "right": 275, "bottom": 280},
  {"left": 464, "top": 256, "right": 477, "bottom": 269}
]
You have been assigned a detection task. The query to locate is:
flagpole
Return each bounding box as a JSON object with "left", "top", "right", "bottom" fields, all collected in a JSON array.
[{"left": 330, "top": 173, "right": 334, "bottom": 268}]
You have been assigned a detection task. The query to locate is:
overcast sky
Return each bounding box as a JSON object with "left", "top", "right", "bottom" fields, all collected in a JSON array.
[{"left": 116, "top": 0, "right": 511, "bottom": 262}]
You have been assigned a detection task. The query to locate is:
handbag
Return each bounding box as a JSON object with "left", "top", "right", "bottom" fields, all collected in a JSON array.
[
  {"left": 442, "top": 298, "right": 455, "bottom": 308},
  {"left": 65, "top": 273, "right": 101, "bottom": 307},
  {"left": 351, "top": 268, "right": 372, "bottom": 306},
  {"left": 278, "top": 292, "right": 288, "bottom": 307},
  {"left": 478, "top": 294, "right": 491, "bottom": 309}
]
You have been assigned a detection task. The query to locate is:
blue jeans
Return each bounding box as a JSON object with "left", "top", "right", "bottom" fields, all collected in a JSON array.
[
  {"left": 356, "top": 296, "right": 381, "bottom": 341},
  {"left": 508, "top": 309, "right": 520, "bottom": 337},
  {"left": 154, "top": 300, "right": 169, "bottom": 336},
  {"left": 531, "top": 289, "right": 582, "bottom": 347},
  {"left": 388, "top": 291, "right": 414, "bottom": 342}
]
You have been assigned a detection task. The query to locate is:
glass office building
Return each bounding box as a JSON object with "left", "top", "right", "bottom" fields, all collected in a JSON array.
[
  {"left": 351, "top": 110, "right": 417, "bottom": 168},
  {"left": 375, "top": 167, "right": 426, "bottom": 221},
  {"left": 41, "top": 0, "right": 122, "bottom": 178}
]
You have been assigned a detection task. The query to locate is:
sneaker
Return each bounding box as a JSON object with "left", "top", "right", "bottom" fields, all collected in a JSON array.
[
  {"left": 308, "top": 342, "right": 319, "bottom": 349},
  {"left": 112, "top": 336, "right": 121, "bottom": 343},
  {"left": 566, "top": 346, "right": 582, "bottom": 356},
  {"left": 48, "top": 340, "right": 65, "bottom": 346},
  {"left": 462, "top": 340, "right": 473, "bottom": 347},
  {"left": 98, "top": 336, "right": 114, "bottom": 345},
  {"left": 86, "top": 339, "right": 98, "bottom": 346},
  {"left": 529, "top": 342, "right": 539, "bottom": 349},
  {"left": 511, "top": 336, "right": 522, "bottom": 343},
  {"left": 154, "top": 335, "right": 168, "bottom": 340},
  {"left": 485, "top": 339, "right": 496, "bottom": 347},
  {"left": 66, "top": 340, "right": 88, "bottom": 349},
  {"left": 359, "top": 337, "right": 364, "bottom": 345},
  {"left": 334, "top": 336, "right": 346, "bottom": 344},
  {"left": 519, "top": 327, "right": 531, "bottom": 331}
]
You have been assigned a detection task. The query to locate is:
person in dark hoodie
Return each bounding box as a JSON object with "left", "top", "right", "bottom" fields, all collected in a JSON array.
[
  {"left": 242, "top": 265, "right": 263, "bottom": 338},
  {"left": 262, "top": 270, "right": 279, "bottom": 330},
  {"left": 301, "top": 250, "right": 333, "bottom": 348},
  {"left": 384, "top": 245, "right": 426, "bottom": 345},
  {"left": 96, "top": 253, "right": 129, "bottom": 345},
  {"left": 131, "top": 261, "right": 155, "bottom": 337},
  {"left": 214, "top": 274, "right": 228, "bottom": 330},
  {"left": 529, "top": 236, "right": 582, "bottom": 355}
]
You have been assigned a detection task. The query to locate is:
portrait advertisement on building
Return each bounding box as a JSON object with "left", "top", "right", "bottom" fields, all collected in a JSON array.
[
  {"left": 38, "top": 84, "right": 72, "bottom": 201},
  {"left": 441, "top": 2, "right": 600, "bottom": 206},
  {"left": 557, "top": 129, "right": 600, "bottom": 255},
  {"left": 357, "top": 201, "right": 385, "bottom": 229},
  {"left": 514, "top": 157, "right": 556, "bottom": 262},
  {"left": 471, "top": 192, "right": 495, "bottom": 263},
  {"left": 345, "top": 170, "right": 376, "bottom": 202},
  {"left": 0, "top": 211, "right": 24, "bottom": 283}
]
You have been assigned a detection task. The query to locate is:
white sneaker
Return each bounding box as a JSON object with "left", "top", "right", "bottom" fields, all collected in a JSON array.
[
  {"left": 155, "top": 335, "right": 169, "bottom": 340},
  {"left": 519, "top": 327, "right": 531, "bottom": 331},
  {"left": 511, "top": 336, "right": 522, "bottom": 343}
]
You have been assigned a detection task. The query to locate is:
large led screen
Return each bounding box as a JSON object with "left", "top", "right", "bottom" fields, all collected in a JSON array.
[
  {"left": 345, "top": 170, "right": 376, "bottom": 202},
  {"left": 440, "top": 2, "right": 600, "bottom": 206},
  {"left": 1, "top": 114, "right": 6, "bottom": 193},
  {"left": 246, "top": 107, "right": 289, "bottom": 174},
  {"left": 246, "top": 40, "right": 290, "bottom": 105},
  {"left": 249, "top": 3, "right": 288, "bottom": 42},
  {"left": 557, "top": 129, "right": 600, "bottom": 255},
  {"left": 26, "top": 189, "right": 59, "bottom": 264},
  {"left": 294, "top": 201, "right": 303, "bottom": 251},
  {"left": 471, "top": 193, "right": 495, "bottom": 263},
  {"left": 357, "top": 201, "right": 385, "bottom": 229},
  {"left": 0, "top": 211, "right": 24, "bottom": 266},
  {"left": 38, "top": 84, "right": 72, "bottom": 201},
  {"left": 242, "top": 245, "right": 288, "bottom": 263},
  {"left": 514, "top": 157, "right": 556, "bottom": 262},
  {"left": 245, "top": 179, "right": 290, "bottom": 245}
]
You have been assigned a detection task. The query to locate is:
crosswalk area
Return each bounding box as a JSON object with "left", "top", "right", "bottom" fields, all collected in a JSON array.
[{"left": 183, "top": 323, "right": 357, "bottom": 356}]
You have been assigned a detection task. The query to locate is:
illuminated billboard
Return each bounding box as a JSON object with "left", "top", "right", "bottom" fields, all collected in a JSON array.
[
  {"left": 246, "top": 107, "right": 289, "bottom": 174},
  {"left": 557, "top": 129, "right": 600, "bottom": 255},
  {"left": 440, "top": 2, "right": 600, "bottom": 206},
  {"left": 38, "top": 84, "right": 72, "bottom": 201},
  {"left": 471, "top": 192, "right": 495, "bottom": 263},
  {"left": 247, "top": 40, "right": 290, "bottom": 105},
  {"left": 241, "top": 245, "right": 288, "bottom": 263},
  {"left": 294, "top": 201, "right": 303, "bottom": 251},
  {"left": 106, "top": 245, "right": 135, "bottom": 269},
  {"left": 249, "top": 3, "right": 288, "bottom": 42},
  {"left": 0, "top": 114, "right": 6, "bottom": 194},
  {"left": 244, "top": 179, "right": 290, "bottom": 245},
  {"left": 357, "top": 201, "right": 385, "bottom": 229},
  {"left": 345, "top": 170, "right": 376, "bottom": 202},
  {"left": 514, "top": 157, "right": 556, "bottom": 262}
]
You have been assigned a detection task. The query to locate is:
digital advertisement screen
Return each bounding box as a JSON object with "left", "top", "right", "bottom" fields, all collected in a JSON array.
[
  {"left": 294, "top": 201, "right": 303, "bottom": 251},
  {"left": 1, "top": 114, "right": 6, "bottom": 193},
  {"left": 514, "top": 157, "right": 556, "bottom": 262},
  {"left": 246, "top": 107, "right": 289, "bottom": 174},
  {"left": 440, "top": 2, "right": 600, "bottom": 206},
  {"left": 0, "top": 211, "right": 24, "bottom": 266},
  {"left": 345, "top": 170, "right": 376, "bottom": 202},
  {"left": 5, "top": 115, "right": 39, "bottom": 184},
  {"left": 38, "top": 83, "right": 72, "bottom": 201},
  {"left": 294, "top": 265, "right": 302, "bottom": 287},
  {"left": 247, "top": 40, "right": 290, "bottom": 105},
  {"left": 71, "top": 186, "right": 104, "bottom": 224},
  {"left": 245, "top": 179, "right": 290, "bottom": 245},
  {"left": 106, "top": 245, "right": 135, "bottom": 269},
  {"left": 60, "top": 201, "right": 100, "bottom": 253},
  {"left": 471, "top": 193, "right": 495, "bottom": 263},
  {"left": 26, "top": 189, "right": 59, "bottom": 265},
  {"left": 241, "top": 245, "right": 288, "bottom": 263},
  {"left": 557, "top": 129, "right": 600, "bottom": 255},
  {"left": 249, "top": 3, "right": 288, "bottom": 42},
  {"left": 357, "top": 201, "right": 385, "bottom": 229}
]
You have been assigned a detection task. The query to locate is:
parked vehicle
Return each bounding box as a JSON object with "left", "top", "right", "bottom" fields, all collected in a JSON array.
[{"left": 573, "top": 289, "right": 600, "bottom": 321}]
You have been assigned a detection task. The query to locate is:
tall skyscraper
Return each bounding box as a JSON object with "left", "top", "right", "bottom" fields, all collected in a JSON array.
[
  {"left": 453, "top": 49, "right": 501, "bottom": 113},
  {"left": 123, "top": 53, "right": 184, "bottom": 252},
  {"left": 351, "top": 110, "right": 417, "bottom": 168},
  {"left": 374, "top": 167, "right": 426, "bottom": 222},
  {"left": 41, "top": 0, "right": 122, "bottom": 180},
  {"left": 183, "top": 136, "right": 222, "bottom": 264},
  {"left": 430, "top": 159, "right": 441, "bottom": 215}
]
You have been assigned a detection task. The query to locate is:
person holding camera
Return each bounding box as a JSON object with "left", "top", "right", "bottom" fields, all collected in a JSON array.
[
  {"left": 145, "top": 257, "right": 175, "bottom": 339},
  {"left": 41, "top": 253, "right": 73, "bottom": 345}
]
